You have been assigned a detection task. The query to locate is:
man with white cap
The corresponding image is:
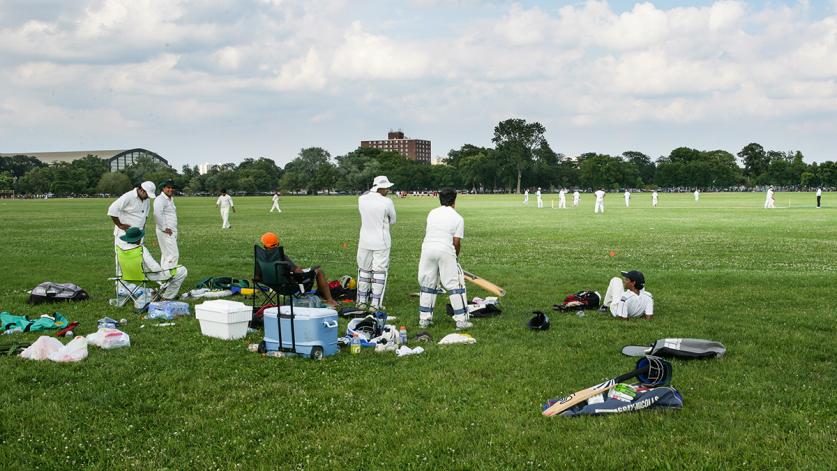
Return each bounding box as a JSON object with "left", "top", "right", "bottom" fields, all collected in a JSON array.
[
  {"left": 216, "top": 189, "right": 235, "bottom": 229},
  {"left": 153, "top": 179, "right": 179, "bottom": 269},
  {"left": 356, "top": 175, "right": 397, "bottom": 309},
  {"left": 417, "top": 188, "right": 471, "bottom": 330},
  {"left": 108, "top": 181, "right": 155, "bottom": 273}
]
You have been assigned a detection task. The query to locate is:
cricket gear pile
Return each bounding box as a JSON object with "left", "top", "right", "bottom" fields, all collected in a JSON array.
[
  {"left": 553, "top": 290, "right": 601, "bottom": 312},
  {"left": 27, "top": 282, "right": 89, "bottom": 304},
  {"left": 338, "top": 312, "right": 400, "bottom": 348},
  {"left": 447, "top": 297, "right": 501, "bottom": 318},
  {"left": 560, "top": 386, "right": 683, "bottom": 417},
  {"left": 621, "top": 338, "right": 726, "bottom": 359}
]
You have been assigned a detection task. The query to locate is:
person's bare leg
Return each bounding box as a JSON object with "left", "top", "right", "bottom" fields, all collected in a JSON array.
[{"left": 315, "top": 268, "right": 338, "bottom": 307}]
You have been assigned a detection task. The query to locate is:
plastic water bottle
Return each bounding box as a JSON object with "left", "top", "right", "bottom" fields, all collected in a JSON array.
[
  {"left": 3, "top": 327, "right": 23, "bottom": 335},
  {"left": 576, "top": 310, "right": 585, "bottom": 318},
  {"left": 266, "top": 351, "right": 284, "bottom": 358},
  {"left": 350, "top": 332, "right": 361, "bottom": 355},
  {"left": 399, "top": 326, "right": 407, "bottom": 345}
]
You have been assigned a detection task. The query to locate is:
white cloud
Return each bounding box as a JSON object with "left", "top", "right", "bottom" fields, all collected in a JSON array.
[{"left": 331, "top": 22, "right": 431, "bottom": 80}]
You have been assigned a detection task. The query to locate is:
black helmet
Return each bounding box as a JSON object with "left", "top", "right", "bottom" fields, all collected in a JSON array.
[{"left": 527, "top": 311, "right": 550, "bottom": 330}]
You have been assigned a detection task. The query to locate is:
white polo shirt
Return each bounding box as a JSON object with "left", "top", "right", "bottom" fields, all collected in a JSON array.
[
  {"left": 816, "top": 188, "right": 822, "bottom": 196},
  {"left": 107, "top": 189, "right": 149, "bottom": 239},
  {"left": 610, "top": 289, "right": 654, "bottom": 319},
  {"left": 422, "top": 206, "right": 464, "bottom": 255},
  {"left": 217, "top": 194, "right": 234, "bottom": 209},
  {"left": 154, "top": 194, "right": 178, "bottom": 232},
  {"left": 358, "top": 191, "right": 397, "bottom": 250},
  {"left": 595, "top": 190, "right": 605, "bottom": 201}
]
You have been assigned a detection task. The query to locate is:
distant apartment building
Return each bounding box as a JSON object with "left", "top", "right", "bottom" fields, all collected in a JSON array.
[
  {"left": 360, "top": 130, "right": 431, "bottom": 164},
  {"left": 198, "top": 163, "right": 215, "bottom": 175}
]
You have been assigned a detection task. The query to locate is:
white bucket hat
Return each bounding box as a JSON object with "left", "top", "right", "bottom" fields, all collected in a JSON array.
[
  {"left": 371, "top": 175, "right": 394, "bottom": 191},
  {"left": 140, "top": 181, "right": 157, "bottom": 199}
]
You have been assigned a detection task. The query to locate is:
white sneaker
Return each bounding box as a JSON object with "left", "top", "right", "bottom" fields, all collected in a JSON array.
[
  {"left": 419, "top": 318, "right": 433, "bottom": 329},
  {"left": 455, "top": 319, "right": 473, "bottom": 330}
]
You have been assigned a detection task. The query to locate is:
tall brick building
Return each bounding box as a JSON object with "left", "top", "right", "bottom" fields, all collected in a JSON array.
[{"left": 361, "top": 130, "right": 431, "bottom": 164}]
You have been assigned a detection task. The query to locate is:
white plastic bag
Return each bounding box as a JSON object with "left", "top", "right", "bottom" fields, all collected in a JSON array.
[
  {"left": 20, "top": 336, "right": 64, "bottom": 360},
  {"left": 48, "top": 336, "right": 88, "bottom": 363},
  {"left": 87, "top": 328, "right": 131, "bottom": 349}
]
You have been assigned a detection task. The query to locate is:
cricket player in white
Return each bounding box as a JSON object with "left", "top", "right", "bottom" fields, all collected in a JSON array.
[
  {"left": 624, "top": 190, "right": 631, "bottom": 208},
  {"left": 108, "top": 181, "right": 155, "bottom": 273},
  {"left": 270, "top": 191, "right": 282, "bottom": 213},
  {"left": 573, "top": 190, "right": 580, "bottom": 207},
  {"left": 558, "top": 189, "right": 567, "bottom": 209},
  {"left": 652, "top": 190, "right": 659, "bottom": 208},
  {"left": 764, "top": 187, "right": 775, "bottom": 209},
  {"left": 216, "top": 189, "right": 235, "bottom": 229},
  {"left": 523, "top": 189, "right": 529, "bottom": 204},
  {"left": 536, "top": 188, "right": 543, "bottom": 208},
  {"left": 599, "top": 270, "right": 653, "bottom": 320},
  {"left": 694, "top": 189, "right": 700, "bottom": 202},
  {"left": 817, "top": 188, "right": 822, "bottom": 208},
  {"left": 119, "top": 227, "right": 188, "bottom": 300},
  {"left": 153, "top": 180, "right": 179, "bottom": 269},
  {"left": 594, "top": 189, "right": 605, "bottom": 213},
  {"left": 418, "top": 189, "right": 471, "bottom": 330},
  {"left": 356, "top": 176, "right": 396, "bottom": 309}
]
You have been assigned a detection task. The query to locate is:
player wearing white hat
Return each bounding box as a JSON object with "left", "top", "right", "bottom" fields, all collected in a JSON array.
[
  {"left": 558, "top": 189, "right": 567, "bottom": 209},
  {"left": 417, "top": 189, "right": 471, "bottom": 330},
  {"left": 216, "top": 189, "right": 235, "bottom": 229},
  {"left": 573, "top": 190, "right": 580, "bottom": 207},
  {"left": 594, "top": 189, "right": 605, "bottom": 213},
  {"left": 356, "top": 175, "right": 397, "bottom": 309},
  {"left": 108, "top": 181, "right": 156, "bottom": 273},
  {"left": 624, "top": 189, "right": 631, "bottom": 208},
  {"left": 153, "top": 180, "right": 179, "bottom": 269}
]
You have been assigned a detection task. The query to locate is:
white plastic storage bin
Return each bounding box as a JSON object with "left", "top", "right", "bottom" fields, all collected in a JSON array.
[
  {"left": 195, "top": 300, "right": 252, "bottom": 340},
  {"left": 263, "top": 306, "right": 339, "bottom": 359}
]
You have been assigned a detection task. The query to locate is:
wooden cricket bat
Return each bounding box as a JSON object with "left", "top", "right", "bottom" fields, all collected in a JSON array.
[
  {"left": 462, "top": 270, "right": 506, "bottom": 297},
  {"left": 542, "top": 364, "right": 649, "bottom": 417}
]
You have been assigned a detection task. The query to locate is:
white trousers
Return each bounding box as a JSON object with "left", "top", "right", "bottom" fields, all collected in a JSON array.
[
  {"left": 417, "top": 245, "right": 467, "bottom": 322},
  {"left": 148, "top": 266, "right": 188, "bottom": 299},
  {"left": 357, "top": 247, "right": 390, "bottom": 308},
  {"left": 270, "top": 202, "right": 282, "bottom": 212},
  {"left": 573, "top": 197, "right": 579, "bottom": 207},
  {"left": 559, "top": 196, "right": 566, "bottom": 208},
  {"left": 594, "top": 200, "right": 604, "bottom": 213},
  {"left": 537, "top": 197, "right": 543, "bottom": 208},
  {"left": 220, "top": 208, "right": 230, "bottom": 228},
  {"left": 156, "top": 228, "right": 179, "bottom": 269},
  {"left": 524, "top": 195, "right": 528, "bottom": 204},
  {"left": 652, "top": 198, "right": 658, "bottom": 207},
  {"left": 625, "top": 198, "right": 630, "bottom": 208},
  {"left": 764, "top": 198, "right": 774, "bottom": 209}
]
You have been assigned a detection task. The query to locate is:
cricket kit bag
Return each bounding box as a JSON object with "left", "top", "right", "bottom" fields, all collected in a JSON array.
[
  {"left": 553, "top": 290, "right": 601, "bottom": 311},
  {"left": 196, "top": 276, "right": 251, "bottom": 292},
  {"left": 560, "top": 386, "right": 683, "bottom": 417},
  {"left": 621, "top": 338, "right": 726, "bottom": 359},
  {"left": 27, "top": 282, "right": 89, "bottom": 304}
]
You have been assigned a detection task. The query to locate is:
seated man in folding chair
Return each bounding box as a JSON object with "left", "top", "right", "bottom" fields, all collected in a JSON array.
[
  {"left": 116, "top": 227, "right": 188, "bottom": 301},
  {"left": 260, "top": 232, "right": 339, "bottom": 308}
]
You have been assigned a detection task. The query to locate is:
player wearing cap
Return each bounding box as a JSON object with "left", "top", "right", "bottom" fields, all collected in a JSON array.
[
  {"left": 153, "top": 180, "right": 179, "bottom": 269},
  {"left": 108, "top": 181, "right": 155, "bottom": 274},
  {"left": 594, "top": 188, "right": 605, "bottom": 213},
  {"left": 417, "top": 189, "right": 471, "bottom": 330},
  {"left": 216, "top": 189, "right": 235, "bottom": 229},
  {"left": 558, "top": 189, "right": 567, "bottom": 209},
  {"left": 356, "top": 176, "right": 397, "bottom": 310},
  {"left": 599, "top": 270, "right": 653, "bottom": 320}
]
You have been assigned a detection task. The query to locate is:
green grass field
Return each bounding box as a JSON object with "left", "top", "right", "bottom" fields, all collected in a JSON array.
[{"left": 0, "top": 192, "right": 834, "bottom": 469}]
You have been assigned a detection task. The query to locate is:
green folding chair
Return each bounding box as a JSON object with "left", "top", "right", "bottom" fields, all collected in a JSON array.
[{"left": 109, "top": 246, "right": 176, "bottom": 310}]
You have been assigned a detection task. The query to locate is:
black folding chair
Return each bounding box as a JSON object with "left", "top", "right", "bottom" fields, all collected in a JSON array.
[{"left": 252, "top": 245, "right": 309, "bottom": 354}]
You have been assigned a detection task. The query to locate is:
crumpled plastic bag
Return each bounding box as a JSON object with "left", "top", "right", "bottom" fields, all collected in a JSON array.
[
  {"left": 48, "top": 336, "right": 88, "bottom": 363},
  {"left": 438, "top": 333, "right": 476, "bottom": 345},
  {"left": 20, "top": 336, "right": 64, "bottom": 360},
  {"left": 87, "top": 328, "right": 131, "bottom": 349},
  {"left": 395, "top": 345, "right": 425, "bottom": 357}
]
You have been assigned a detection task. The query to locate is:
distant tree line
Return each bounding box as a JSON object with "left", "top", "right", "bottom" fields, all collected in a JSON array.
[{"left": 1, "top": 119, "right": 834, "bottom": 196}]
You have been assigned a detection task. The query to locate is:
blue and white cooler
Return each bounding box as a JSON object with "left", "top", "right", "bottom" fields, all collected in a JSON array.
[{"left": 263, "top": 306, "right": 339, "bottom": 359}]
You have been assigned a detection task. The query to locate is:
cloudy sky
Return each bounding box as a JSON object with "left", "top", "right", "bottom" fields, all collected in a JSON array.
[{"left": 1, "top": 0, "right": 836, "bottom": 167}]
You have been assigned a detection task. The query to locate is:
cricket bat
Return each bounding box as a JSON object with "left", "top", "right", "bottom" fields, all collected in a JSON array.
[
  {"left": 542, "top": 364, "right": 650, "bottom": 417},
  {"left": 462, "top": 270, "right": 506, "bottom": 297}
]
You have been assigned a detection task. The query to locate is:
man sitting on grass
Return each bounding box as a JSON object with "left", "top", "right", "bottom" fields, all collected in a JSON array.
[
  {"left": 120, "top": 227, "right": 188, "bottom": 299},
  {"left": 598, "top": 270, "right": 653, "bottom": 320},
  {"left": 260, "top": 232, "right": 339, "bottom": 308}
]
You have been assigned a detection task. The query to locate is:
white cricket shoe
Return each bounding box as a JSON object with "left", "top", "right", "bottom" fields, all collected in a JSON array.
[{"left": 419, "top": 318, "right": 433, "bottom": 329}]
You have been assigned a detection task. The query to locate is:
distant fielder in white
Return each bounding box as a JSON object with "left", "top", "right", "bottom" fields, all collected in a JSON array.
[
  {"left": 694, "top": 189, "right": 700, "bottom": 202},
  {"left": 356, "top": 175, "right": 396, "bottom": 310},
  {"left": 558, "top": 189, "right": 567, "bottom": 209},
  {"left": 624, "top": 189, "right": 631, "bottom": 208},
  {"left": 216, "top": 189, "right": 235, "bottom": 229},
  {"left": 652, "top": 190, "right": 659, "bottom": 208},
  {"left": 523, "top": 189, "right": 529, "bottom": 205},
  {"left": 417, "top": 189, "right": 471, "bottom": 330},
  {"left": 153, "top": 179, "right": 179, "bottom": 269},
  {"left": 764, "top": 186, "right": 775, "bottom": 209},
  {"left": 573, "top": 190, "right": 580, "bottom": 207},
  {"left": 270, "top": 190, "right": 282, "bottom": 213},
  {"left": 816, "top": 187, "right": 822, "bottom": 208},
  {"left": 536, "top": 188, "right": 543, "bottom": 208},
  {"left": 594, "top": 189, "right": 605, "bottom": 213},
  {"left": 599, "top": 270, "right": 653, "bottom": 320}
]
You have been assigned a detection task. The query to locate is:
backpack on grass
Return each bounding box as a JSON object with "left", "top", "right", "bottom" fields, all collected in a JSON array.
[
  {"left": 554, "top": 290, "right": 600, "bottom": 311},
  {"left": 27, "top": 282, "right": 89, "bottom": 305}
]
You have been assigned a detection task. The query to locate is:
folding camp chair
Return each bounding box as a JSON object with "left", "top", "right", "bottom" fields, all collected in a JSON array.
[
  {"left": 253, "top": 245, "right": 313, "bottom": 354},
  {"left": 109, "top": 246, "right": 177, "bottom": 310}
]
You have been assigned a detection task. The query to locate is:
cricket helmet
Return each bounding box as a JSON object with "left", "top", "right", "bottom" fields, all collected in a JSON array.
[
  {"left": 636, "top": 355, "right": 672, "bottom": 386},
  {"left": 527, "top": 311, "right": 550, "bottom": 331}
]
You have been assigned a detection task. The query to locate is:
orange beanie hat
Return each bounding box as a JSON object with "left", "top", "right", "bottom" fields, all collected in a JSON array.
[{"left": 260, "top": 232, "right": 280, "bottom": 248}]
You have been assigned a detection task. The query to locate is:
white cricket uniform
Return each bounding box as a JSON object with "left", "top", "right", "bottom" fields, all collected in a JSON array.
[
  {"left": 764, "top": 189, "right": 775, "bottom": 209},
  {"left": 153, "top": 193, "right": 179, "bottom": 269},
  {"left": 817, "top": 188, "right": 822, "bottom": 208},
  {"left": 558, "top": 190, "right": 567, "bottom": 208},
  {"left": 524, "top": 190, "right": 529, "bottom": 204},
  {"left": 357, "top": 191, "right": 397, "bottom": 308},
  {"left": 417, "top": 206, "right": 467, "bottom": 324},
  {"left": 107, "top": 189, "right": 150, "bottom": 249},
  {"left": 594, "top": 190, "right": 605, "bottom": 213},
  {"left": 603, "top": 277, "right": 653, "bottom": 319},
  {"left": 624, "top": 191, "right": 631, "bottom": 208},
  {"left": 694, "top": 190, "right": 700, "bottom": 202},
  {"left": 216, "top": 194, "right": 234, "bottom": 228},
  {"left": 536, "top": 190, "right": 543, "bottom": 208},
  {"left": 137, "top": 244, "right": 188, "bottom": 299},
  {"left": 652, "top": 191, "right": 658, "bottom": 207},
  {"left": 573, "top": 191, "right": 580, "bottom": 207},
  {"left": 270, "top": 193, "right": 281, "bottom": 213}
]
